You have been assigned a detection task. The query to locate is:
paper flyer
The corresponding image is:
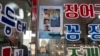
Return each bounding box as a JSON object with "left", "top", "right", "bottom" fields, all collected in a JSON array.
[
  {"left": 0, "top": 0, "right": 100, "bottom": 56},
  {"left": 14, "top": 49, "right": 23, "bottom": 56}
]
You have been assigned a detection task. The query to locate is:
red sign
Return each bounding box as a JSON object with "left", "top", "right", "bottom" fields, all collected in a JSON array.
[
  {"left": 32, "top": 0, "right": 37, "bottom": 6},
  {"left": 2, "top": 46, "right": 12, "bottom": 56}
]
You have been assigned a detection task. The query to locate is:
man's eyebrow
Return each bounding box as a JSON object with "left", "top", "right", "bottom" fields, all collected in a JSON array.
[{"left": 16, "top": 32, "right": 19, "bottom": 34}]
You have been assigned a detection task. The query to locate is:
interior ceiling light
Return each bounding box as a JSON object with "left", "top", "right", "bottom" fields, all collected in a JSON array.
[
  {"left": 6, "top": 3, "right": 24, "bottom": 19},
  {"left": 27, "top": 12, "right": 31, "bottom": 16},
  {"left": 98, "top": 15, "right": 100, "bottom": 19},
  {"left": 23, "top": 30, "right": 36, "bottom": 39},
  {"left": 6, "top": 3, "right": 19, "bottom": 10},
  {"left": 87, "top": 35, "right": 91, "bottom": 37},
  {"left": 18, "top": 8, "right": 24, "bottom": 19}
]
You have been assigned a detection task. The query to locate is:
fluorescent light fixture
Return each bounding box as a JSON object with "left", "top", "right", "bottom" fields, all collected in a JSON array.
[
  {"left": 18, "top": 8, "right": 24, "bottom": 19},
  {"left": 27, "top": 12, "right": 31, "bottom": 16},
  {"left": 31, "top": 33, "right": 36, "bottom": 37},
  {"left": 62, "top": 45, "right": 64, "bottom": 48},
  {"left": 88, "top": 35, "right": 91, "bottom": 37},
  {"left": 23, "top": 30, "right": 32, "bottom": 39},
  {"left": 23, "top": 30, "right": 36, "bottom": 39},
  {"left": 98, "top": 15, "right": 100, "bottom": 19},
  {"left": 23, "top": 30, "right": 36, "bottom": 48}
]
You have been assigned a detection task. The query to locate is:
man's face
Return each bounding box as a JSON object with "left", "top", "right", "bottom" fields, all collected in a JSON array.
[
  {"left": 45, "top": 25, "right": 49, "bottom": 31},
  {"left": 45, "top": 20, "right": 49, "bottom": 24},
  {"left": 8, "top": 28, "right": 19, "bottom": 45}
]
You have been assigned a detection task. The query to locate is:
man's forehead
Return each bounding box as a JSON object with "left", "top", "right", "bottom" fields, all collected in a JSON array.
[
  {"left": 12, "top": 28, "right": 18, "bottom": 33},
  {"left": 8, "top": 28, "right": 19, "bottom": 39}
]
